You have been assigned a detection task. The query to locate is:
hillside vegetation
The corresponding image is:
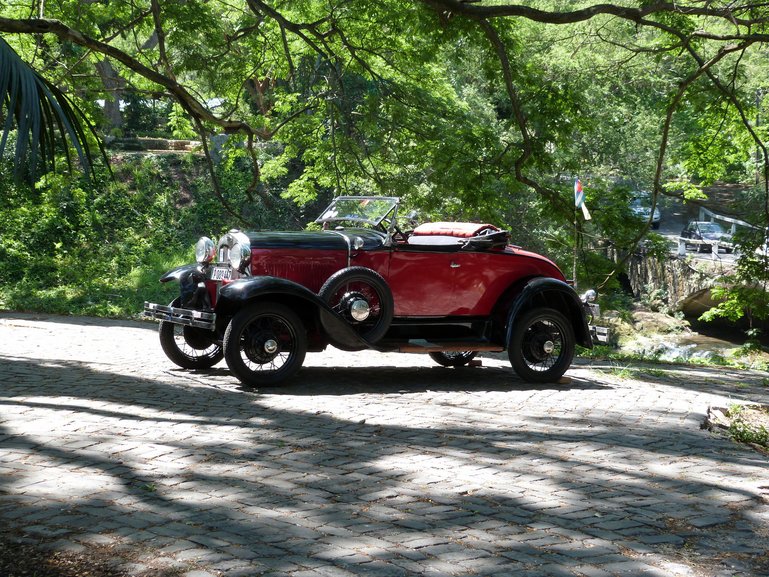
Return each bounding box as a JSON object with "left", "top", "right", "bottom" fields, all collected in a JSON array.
[{"left": 0, "top": 151, "right": 301, "bottom": 317}]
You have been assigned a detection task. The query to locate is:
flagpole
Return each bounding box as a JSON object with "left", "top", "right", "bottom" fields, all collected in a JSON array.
[
  {"left": 573, "top": 177, "right": 579, "bottom": 289},
  {"left": 573, "top": 205, "right": 578, "bottom": 289},
  {"left": 572, "top": 177, "right": 591, "bottom": 289}
]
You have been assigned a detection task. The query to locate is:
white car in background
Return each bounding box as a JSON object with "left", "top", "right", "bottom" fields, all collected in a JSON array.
[{"left": 630, "top": 193, "right": 661, "bottom": 229}]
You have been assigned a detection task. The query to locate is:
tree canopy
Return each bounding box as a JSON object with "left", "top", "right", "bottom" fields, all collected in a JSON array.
[{"left": 2, "top": 1, "right": 769, "bottom": 300}]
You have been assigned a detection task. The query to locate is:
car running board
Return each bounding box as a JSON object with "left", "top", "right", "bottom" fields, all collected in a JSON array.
[{"left": 394, "top": 339, "right": 505, "bottom": 353}]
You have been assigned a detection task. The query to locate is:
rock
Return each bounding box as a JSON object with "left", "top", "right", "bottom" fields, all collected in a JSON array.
[{"left": 705, "top": 406, "right": 732, "bottom": 430}]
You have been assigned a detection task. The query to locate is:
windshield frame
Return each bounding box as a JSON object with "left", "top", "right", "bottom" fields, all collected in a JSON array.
[{"left": 315, "top": 196, "right": 400, "bottom": 229}]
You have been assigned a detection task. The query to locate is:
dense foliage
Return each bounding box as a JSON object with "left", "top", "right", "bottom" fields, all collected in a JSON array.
[
  {"left": 0, "top": 152, "right": 299, "bottom": 315},
  {"left": 1, "top": 1, "right": 769, "bottom": 323}
]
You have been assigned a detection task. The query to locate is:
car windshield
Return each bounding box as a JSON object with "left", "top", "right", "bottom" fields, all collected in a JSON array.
[
  {"left": 316, "top": 196, "right": 399, "bottom": 228},
  {"left": 698, "top": 222, "right": 724, "bottom": 233}
]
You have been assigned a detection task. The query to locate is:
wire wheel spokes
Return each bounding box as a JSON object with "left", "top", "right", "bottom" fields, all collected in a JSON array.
[
  {"left": 240, "top": 315, "right": 296, "bottom": 372},
  {"left": 177, "top": 325, "right": 219, "bottom": 357},
  {"left": 521, "top": 319, "right": 563, "bottom": 371},
  {"left": 223, "top": 302, "right": 307, "bottom": 387},
  {"left": 509, "top": 308, "right": 575, "bottom": 383},
  {"left": 158, "top": 301, "right": 223, "bottom": 370},
  {"left": 429, "top": 351, "right": 477, "bottom": 367}
]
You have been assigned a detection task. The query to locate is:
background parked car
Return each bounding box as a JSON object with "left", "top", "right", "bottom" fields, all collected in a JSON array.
[
  {"left": 630, "top": 193, "right": 661, "bottom": 229},
  {"left": 681, "top": 220, "right": 733, "bottom": 253}
]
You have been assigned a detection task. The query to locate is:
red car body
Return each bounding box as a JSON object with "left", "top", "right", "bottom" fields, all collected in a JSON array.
[{"left": 145, "top": 196, "right": 597, "bottom": 386}]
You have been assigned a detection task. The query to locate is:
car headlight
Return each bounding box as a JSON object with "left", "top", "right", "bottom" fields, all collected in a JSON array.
[
  {"left": 229, "top": 242, "right": 251, "bottom": 271},
  {"left": 195, "top": 237, "right": 216, "bottom": 264}
]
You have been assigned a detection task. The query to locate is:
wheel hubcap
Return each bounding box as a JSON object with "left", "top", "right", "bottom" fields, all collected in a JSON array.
[
  {"left": 349, "top": 298, "right": 371, "bottom": 321},
  {"left": 264, "top": 339, "right": 279, "bottom": 354},
  {"left": 523, "top": 321, "right": 562, "bottom": 365},
  {"left": 339, "top": 291, "right": 372, "bottom": 322},
  {"left": 243, "top": 327, "right": 284, "bottom": 363}
]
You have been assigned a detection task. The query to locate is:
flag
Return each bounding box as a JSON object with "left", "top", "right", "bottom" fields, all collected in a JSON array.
[
  {"left": 574, "top": 178, "right": 592, "bottom": 220},
  {"left": 574, "top": 178, "right": 584, "bottom": 208}
]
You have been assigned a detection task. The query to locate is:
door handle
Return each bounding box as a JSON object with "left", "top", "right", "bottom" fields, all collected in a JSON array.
[{"left": 450, "top": 262, "right": 460, "bottom": 268}]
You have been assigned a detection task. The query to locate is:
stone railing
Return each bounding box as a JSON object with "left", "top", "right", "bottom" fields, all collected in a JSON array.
[
  {"left": 105, "top": 137, "right": 200, "bottom": 151},
  {"left": 623, "top": 250, "right": 734, "bottom": 316}
]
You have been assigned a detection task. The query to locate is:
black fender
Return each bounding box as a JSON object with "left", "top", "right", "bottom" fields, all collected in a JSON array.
[
  {"left": 505, "top": 277, "right": 592, "bottom": 349},
  {"left": 160, "top": 264, "right": 210, "bottom": 308},
  {"left": 159, "top": 264, "right": 200, "bottom": 283},
  {"left": 215, "top": 276, "right": 371, "bottom": 351}
]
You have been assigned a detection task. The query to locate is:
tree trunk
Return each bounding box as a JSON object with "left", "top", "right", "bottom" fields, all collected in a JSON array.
[{"left": 95, "top": 59, "right": 124, "bottom": 131}]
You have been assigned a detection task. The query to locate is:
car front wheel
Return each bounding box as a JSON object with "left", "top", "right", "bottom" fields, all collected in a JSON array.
[
  {"left": 223, "top": 302, "right": 307, "bottom": 387},
  {"left": 508, "top": 308, "right": 575, "bottom": 383},
  {"left": 159, "top": 299, "right": 223, "bottom": 369}
]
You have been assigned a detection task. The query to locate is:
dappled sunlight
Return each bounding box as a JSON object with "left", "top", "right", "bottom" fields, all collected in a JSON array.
[{"left": 1, "top": 313, "right": 768, "bottom": 575}]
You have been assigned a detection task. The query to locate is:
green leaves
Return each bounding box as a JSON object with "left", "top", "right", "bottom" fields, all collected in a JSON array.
[{"left": 0, "top": 37, "right": 101, "bottom": 181}]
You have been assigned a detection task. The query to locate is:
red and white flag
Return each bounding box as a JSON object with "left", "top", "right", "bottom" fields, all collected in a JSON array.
[{"left": 574, "top": 178, "right": 591, "bottom": 220}]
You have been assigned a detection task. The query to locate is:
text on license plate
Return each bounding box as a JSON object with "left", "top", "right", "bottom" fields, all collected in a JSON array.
[{"left": 210, "top": 266, "right": 232, "bottom": 281}]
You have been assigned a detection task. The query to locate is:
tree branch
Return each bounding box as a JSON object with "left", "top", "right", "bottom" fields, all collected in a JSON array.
[
  {"left": 598, "top": 41, "right": 754, "bottom": 289},
  {"left": 420, "top": 1, "right": 769, "bottom": 28},
  {"left": 150, "top": 0, "right": 175, "bottom": 81},
  {"left": 477, "top": 18, "right": 565, "bottom": 210},
  {"left": 0, "top": 17, "right": 258, "bottom": 137}
]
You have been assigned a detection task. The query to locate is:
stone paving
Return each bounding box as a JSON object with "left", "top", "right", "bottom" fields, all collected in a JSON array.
[{"left": 0, "top": 312, "right": 768, "bottom": 577}]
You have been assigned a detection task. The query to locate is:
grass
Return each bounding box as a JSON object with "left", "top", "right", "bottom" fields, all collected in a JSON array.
[
  {"left": 604, "top": 365, "right": 636, "bottom": 379},
  {"left": 595, "top": 363, "right": 676, "bottom": 381},
  {"left": 0, "top": 251, "right": 187, "bottom": 320},
  {"left": 728, "top": 404, "right": 769, "bottom": 448},
  {"left": 578, "top": 344, "right": 769, "bottom": 372}
]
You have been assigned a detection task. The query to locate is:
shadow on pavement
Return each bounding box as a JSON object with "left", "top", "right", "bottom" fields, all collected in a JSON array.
[{"left": 1, "top": 351, "right": 768, "bottom": 576}]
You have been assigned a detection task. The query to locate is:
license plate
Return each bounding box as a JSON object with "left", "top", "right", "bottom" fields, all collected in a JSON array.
[{"left": 210, "top": 266, "right": 231, "bottom": 281}]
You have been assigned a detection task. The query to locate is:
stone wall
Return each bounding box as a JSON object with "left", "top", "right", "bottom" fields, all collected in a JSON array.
[
  {"left": 105, "top": 137, "right": 200, "bottom": 151},
  {"left": 624, "top": 252, "right": 734, "bottom": 316}
]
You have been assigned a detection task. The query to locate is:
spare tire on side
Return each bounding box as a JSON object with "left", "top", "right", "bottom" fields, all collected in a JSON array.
[{"left": 319, "top": 266, "right": 394, "bottom": 343}]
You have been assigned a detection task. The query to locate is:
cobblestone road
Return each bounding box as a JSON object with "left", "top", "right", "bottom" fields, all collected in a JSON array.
[{"left": 1, "top": 312, "right": 768, "bottom": 577}]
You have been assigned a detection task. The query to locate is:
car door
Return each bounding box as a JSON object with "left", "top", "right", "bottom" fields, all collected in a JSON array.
[{"left": 387, "top": 246, "right": 460, "bottom": 316}]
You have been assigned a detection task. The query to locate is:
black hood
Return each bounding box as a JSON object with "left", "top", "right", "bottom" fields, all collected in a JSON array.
[{"left": 244, "top": 229, "right": 386, "bottom": 251}]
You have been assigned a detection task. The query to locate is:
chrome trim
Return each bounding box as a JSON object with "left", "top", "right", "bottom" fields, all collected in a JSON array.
[
  {"left": 328, "top": 230, "right": 352, "bottom": 268},
  {"left": 144, "top": 302, "right": 216, "bottom": 331}
]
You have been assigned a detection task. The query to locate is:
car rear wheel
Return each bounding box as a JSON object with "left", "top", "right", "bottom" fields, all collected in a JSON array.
[
  {"left": 508, "top": 307, "right": 575, "bottom": 383},
  {"left": 429, "top": 351, "right": 477, "bottom": 367},
  {"left": 159, "top": 299, "right": 223, "bottom": 369},
  {"left": 223, "top": 302, "right": 307, "bottom": 387},
  {"left": 319, "top": 267, "right": 394, "bottom": 343}
]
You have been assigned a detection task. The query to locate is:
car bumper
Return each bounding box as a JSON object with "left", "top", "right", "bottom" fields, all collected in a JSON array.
[
  {"left": 144, "top": 302, "right": 216, "bottom": 331},
  {"left": 584, "top": 302, "right": 609, "bottom": 344},
  {"left": 590, "top": 324, "right": 609, "bottom": 344}
]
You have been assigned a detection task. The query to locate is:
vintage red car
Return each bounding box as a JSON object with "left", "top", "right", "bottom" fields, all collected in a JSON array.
[{"left": 144, "top": 196, "right": 602, "bottom": 386}]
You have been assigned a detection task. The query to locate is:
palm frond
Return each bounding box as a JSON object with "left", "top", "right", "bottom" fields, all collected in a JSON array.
[{"left": 0, "top": 36, "right": 105, "bottom": 180}]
